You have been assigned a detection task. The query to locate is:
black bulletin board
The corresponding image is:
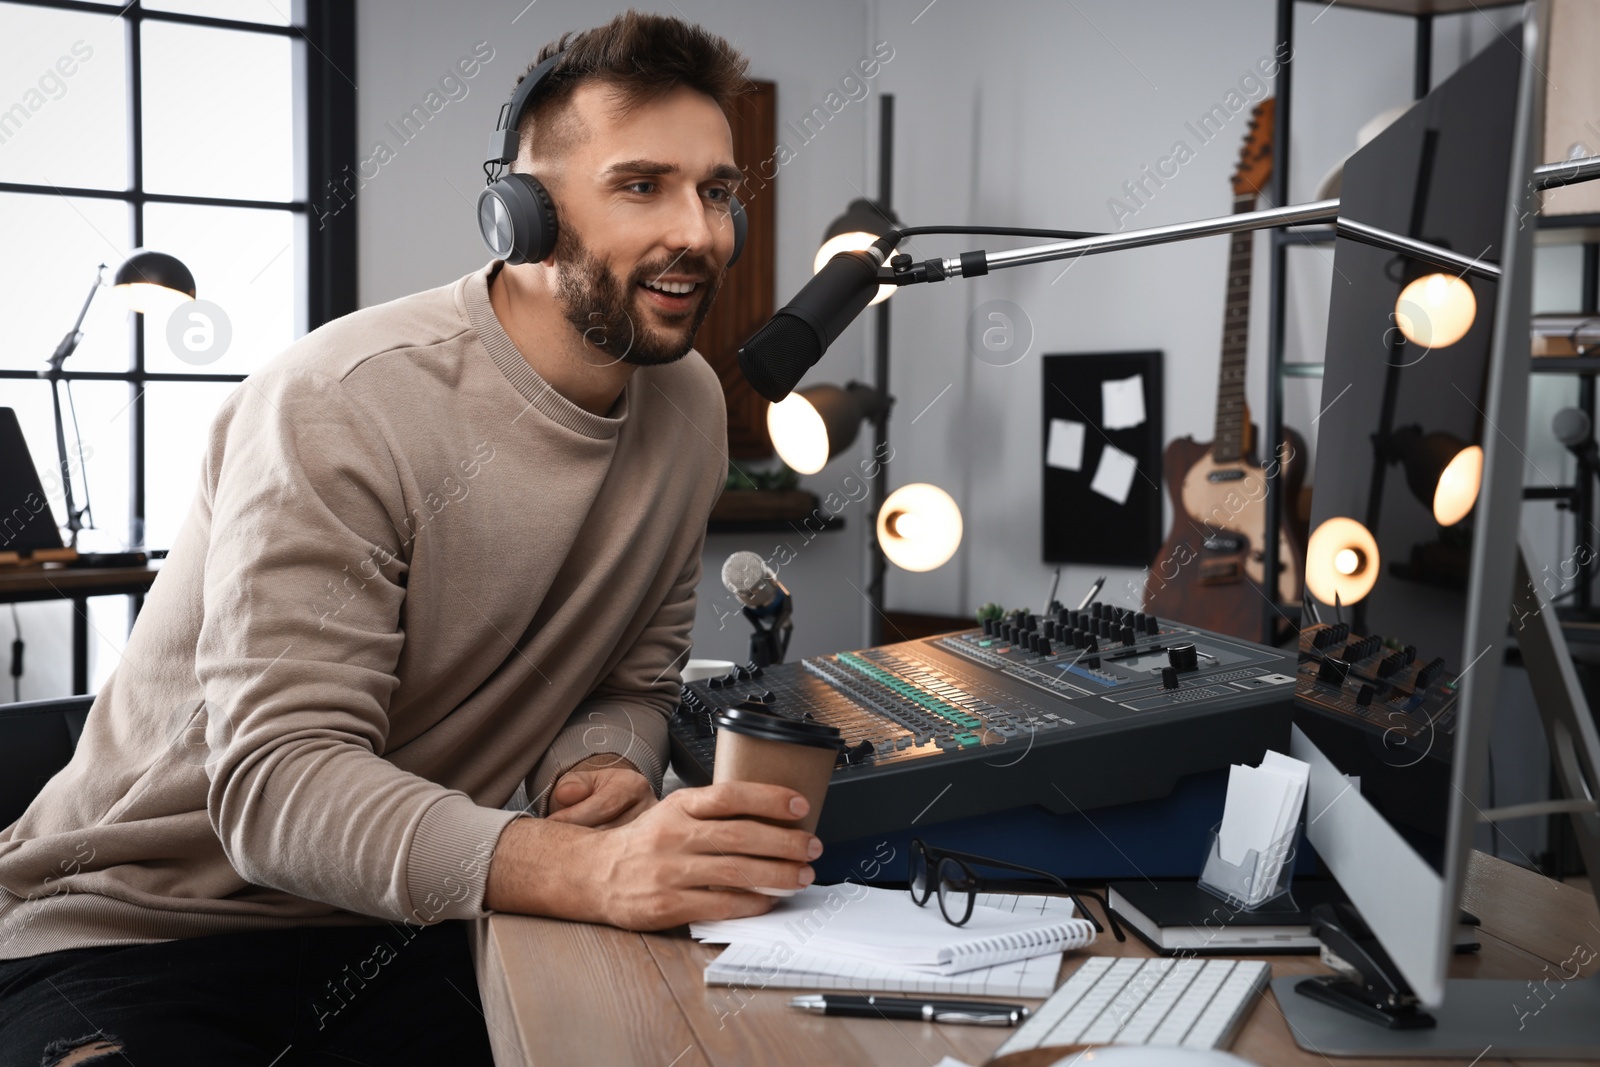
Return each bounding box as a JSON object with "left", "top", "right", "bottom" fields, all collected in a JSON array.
[{"left": 1042, "top": 351, "right": 1164, "bottom": 566}]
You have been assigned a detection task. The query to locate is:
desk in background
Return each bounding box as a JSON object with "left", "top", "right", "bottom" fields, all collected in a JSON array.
[
  {"left": 472, "top": 852, "right": 1599, "bottom": 1067},
  {"left": 0, "top": 563, "right": 161, "bottom": 695}
]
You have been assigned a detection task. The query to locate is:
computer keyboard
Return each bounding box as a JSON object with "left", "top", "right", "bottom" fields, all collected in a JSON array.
[{"left": 993, "top": 956, "right": 1270, "bottom": 1056}]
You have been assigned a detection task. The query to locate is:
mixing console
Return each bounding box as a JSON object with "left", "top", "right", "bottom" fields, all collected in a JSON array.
[
  {"left": 1291, "top": 620, "right": 1459, "bottom": 835},
  {"left": 670, "top": 601, "right": 1299, "bottom": 841},
  {"left": 1294, "top": 621, "right": 1460, "bottom": 749}
]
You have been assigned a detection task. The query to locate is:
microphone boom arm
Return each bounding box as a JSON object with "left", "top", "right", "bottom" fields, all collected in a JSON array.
[{"left": 882, "top": 156, "right": 1600, "bottom": 290}]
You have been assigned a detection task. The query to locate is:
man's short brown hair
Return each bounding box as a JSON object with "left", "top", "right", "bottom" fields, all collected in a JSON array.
[{"left": 512, "top": 11, "right": 749, "bottom": 166}]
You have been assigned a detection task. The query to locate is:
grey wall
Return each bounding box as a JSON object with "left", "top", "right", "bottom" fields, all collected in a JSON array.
[{"left": 351, "top": 0, "right": 878, "bottom": 667}]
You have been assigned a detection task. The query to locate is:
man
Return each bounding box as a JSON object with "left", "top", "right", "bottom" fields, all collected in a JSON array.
[{"left": 0, "top": 13, "right": 815, "bottom": 1064}]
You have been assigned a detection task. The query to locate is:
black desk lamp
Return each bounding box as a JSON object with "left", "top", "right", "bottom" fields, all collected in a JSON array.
[{"left": 42, "top": 250, "right": 196, "bottom": 550}]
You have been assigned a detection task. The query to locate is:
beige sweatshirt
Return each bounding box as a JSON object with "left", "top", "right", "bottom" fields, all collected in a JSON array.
[{"left": 0, "top": 261, "right": 726, "bottom": 959}]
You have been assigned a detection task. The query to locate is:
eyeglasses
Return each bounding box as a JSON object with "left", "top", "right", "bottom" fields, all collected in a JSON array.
[{"left": 907, "top": 838, "right": 1125, "bottom": 941}]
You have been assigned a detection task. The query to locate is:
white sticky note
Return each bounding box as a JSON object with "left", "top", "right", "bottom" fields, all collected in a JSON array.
[
  {"left": 1089, "top": 444, "right": 1138, "bottom": 505},
  {"left": 1101, "top": 374, "right": 1146, "bottom": 430},
  {"left": 1045, "top": 418, "right": 1086, "bottom": 471}
]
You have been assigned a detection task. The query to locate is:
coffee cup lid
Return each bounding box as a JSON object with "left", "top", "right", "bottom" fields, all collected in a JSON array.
[{"left": 714, "top": 707, "right": 844, "bottom": 750}]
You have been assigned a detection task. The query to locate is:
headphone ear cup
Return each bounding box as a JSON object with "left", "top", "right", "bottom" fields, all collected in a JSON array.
[
  {"left": 476, "top": 173, "right": 559, "bottom": 265},
  {"left": 726, "top": 195, "right": 747, "bottom": 268}
]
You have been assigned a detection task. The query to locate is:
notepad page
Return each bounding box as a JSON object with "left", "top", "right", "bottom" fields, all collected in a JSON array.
[
  {"left": 704, "top": 943, "right": 1064, "bottom": 998},
  {"left": 691, "top": 885, "right": 1094, "bottom": 974}
]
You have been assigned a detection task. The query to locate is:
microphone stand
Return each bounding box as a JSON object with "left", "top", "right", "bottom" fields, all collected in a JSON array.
[
  {"left": 743, "top": 596, "right": 793, "bottom": 668},
  {"left": 41, "top": 265, "right": 106, "bottom": 550}
]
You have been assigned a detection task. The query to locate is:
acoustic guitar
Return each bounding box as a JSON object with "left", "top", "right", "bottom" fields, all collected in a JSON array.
[{"left": 1144, "top": 98, "right": 1307, "bottom": 640}]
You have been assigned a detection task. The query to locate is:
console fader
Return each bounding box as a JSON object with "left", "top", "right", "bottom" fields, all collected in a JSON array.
[{"left": 669, "top": 601, "right": 1299, "bottom": 841}]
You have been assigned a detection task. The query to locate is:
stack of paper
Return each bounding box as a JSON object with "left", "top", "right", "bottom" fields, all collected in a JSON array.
[
  {"left": 691, "top": 887, "right": 1094, "bottom": 996},
  {"left": 1216, "top": 751, "right": 1310, "bottom": 906}
]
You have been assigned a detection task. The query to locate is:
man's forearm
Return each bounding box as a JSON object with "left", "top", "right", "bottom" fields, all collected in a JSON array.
[{"left": 484, "top": 815, "right": 602, "bottom": 919}]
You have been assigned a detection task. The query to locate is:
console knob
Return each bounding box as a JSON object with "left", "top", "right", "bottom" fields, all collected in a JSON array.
[
  {"left": 841, "top": 739, "right": 876, "bottom": 766},
  {"left": 1356, "top": 684, "right": 1374, "bottom": 706},
  {"left": 1144, "top": 615, "right": 1160, "bottom": 635},
  {"left": 1084, "top": 655, "right": 1101, "bottom": 669},
  {"left": 1317, "top": 657, "right": 1351, "bottom": 686},
  {"left": 1168, "top": 643, "right": 1198, "bottom": 672},
  {"left": 1038, "top": 637, "right": 1053, "bottom": 656},
  {"left": 1120, "top": 625, "right": 1136, "bottom": 646},
  {"left": 1162, "top": 666, "right": 1180, "bottom": 690}
]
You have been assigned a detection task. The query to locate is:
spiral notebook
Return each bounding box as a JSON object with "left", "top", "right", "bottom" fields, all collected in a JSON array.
[
  {"left": 704, "top": 941, "right": 1066, "bottom": 997},
  {"left": 690, "top": 885, "right": 1096, "bottom": 975}
]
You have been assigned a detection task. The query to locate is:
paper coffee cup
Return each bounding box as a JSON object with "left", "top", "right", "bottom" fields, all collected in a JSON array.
[{"left": 712, "top": 707, "right": 843, "bottom": 896}]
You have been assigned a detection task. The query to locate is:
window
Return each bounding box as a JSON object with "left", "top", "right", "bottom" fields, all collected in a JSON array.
[{"left": 0, "top": 0, "right": 354, "bottom": 694}]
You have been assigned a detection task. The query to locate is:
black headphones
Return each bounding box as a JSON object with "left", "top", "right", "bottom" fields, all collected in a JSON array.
[{"left": 477, "top": 49, "right": 747, "bottom": 268}]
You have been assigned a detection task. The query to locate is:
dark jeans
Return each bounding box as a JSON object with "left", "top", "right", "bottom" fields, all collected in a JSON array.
[{"left": 0, "top": 920, "right": 495, "bottom": 1067}]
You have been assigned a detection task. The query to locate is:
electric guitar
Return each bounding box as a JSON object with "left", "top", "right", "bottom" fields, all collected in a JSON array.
[{"left": 1144, "top": 98, "right": 1307, "bottom": 640}]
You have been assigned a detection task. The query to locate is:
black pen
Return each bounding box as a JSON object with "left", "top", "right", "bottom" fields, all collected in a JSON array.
[{"left": 789, "top": 994, "right": 1029, "bottom": 1026}]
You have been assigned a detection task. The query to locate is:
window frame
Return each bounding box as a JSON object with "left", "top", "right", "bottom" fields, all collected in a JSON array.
[{"left": 0, "top": 0, "right": 356, "bottom": 550}]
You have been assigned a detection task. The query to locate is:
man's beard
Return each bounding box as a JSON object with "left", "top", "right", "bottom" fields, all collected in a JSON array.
[{"left": 551, "top": 222, "right": 723, "bottom": 367}]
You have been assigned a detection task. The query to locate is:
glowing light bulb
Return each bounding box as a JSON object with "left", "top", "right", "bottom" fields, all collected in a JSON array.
[
  {"left": 766, "top": 394, "right": 830, "bottom": 475},
  {"left": 1432, "top": 444, "right": 1482, "bottom": 526},
  {"left": 114, "top": 282, "right": 192, "bottom": 317},
  {"left": 1307, "top": 517, "right": 1381, "bottom": 606},
  {"left": 876, "top": 484, "right": 962, "bottom": 572},
  {"left": 1394, "top": 273, "right": 1476, "bottom": 349},
  {"left": 814, "top": 232, "right": 895, "bottom": 306}
]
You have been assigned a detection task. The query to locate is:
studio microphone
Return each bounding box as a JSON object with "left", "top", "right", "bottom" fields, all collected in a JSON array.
[
  {"left": 737, "top": 248, "right": 889, "bottom": 402},
  {"left": 722, "top": 551, "right": 794, "bottom": 667},
  {"left": 721, "top": 550, "right": 788, "bottom": 611},
  {"left": 1554, "top": 407, "right": 1600, "bottom": 470}
]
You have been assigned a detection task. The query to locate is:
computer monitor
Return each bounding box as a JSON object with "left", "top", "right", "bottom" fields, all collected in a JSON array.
[
  {"left": 1278, "top": 3, "right": 1600, "bottom": 1056},
  {"left": 0, "top": 407, "right": 66, "bottom": 555}
]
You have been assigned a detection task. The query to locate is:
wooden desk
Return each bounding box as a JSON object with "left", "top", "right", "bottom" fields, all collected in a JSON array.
[
  {"left": 472, "top": 853, "right": 1600, "bottom": 1067},
  {"left": 0, "top": 563, "right": 161, "bottom": 694}
]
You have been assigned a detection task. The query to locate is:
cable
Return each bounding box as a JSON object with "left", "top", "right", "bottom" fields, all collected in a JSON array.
[
  {"left": 876, "top": 225, "right": 1106, "bottom": 253},
  {"left": 64, "top": 379, "right": 94, "bottom": 531},
  {"left": 891, "top": 224, "right": 1105, "bottom": 242}
]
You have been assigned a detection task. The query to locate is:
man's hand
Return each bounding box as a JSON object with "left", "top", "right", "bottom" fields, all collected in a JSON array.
[
  {"left": 485, "top": 781, "right": 824, "bottom": 930},
  {"left": 547, "top": 753, "right": 655, "bottom": 828}
]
